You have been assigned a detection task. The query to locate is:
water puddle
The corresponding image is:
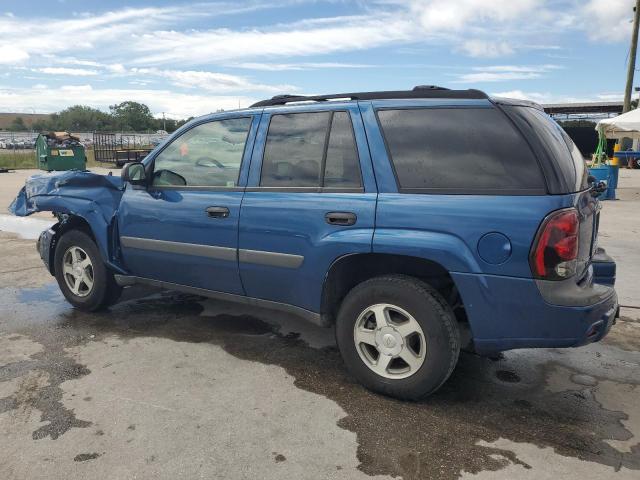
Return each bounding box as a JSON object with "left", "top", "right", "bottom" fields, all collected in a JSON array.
[{"left": 0, "top": 214, "right": 55, "bottom": 240}]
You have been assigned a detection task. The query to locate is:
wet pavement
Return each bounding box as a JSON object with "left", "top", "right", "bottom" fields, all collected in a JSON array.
[
  {"left": 1, "top": 170, "right": 640, "bottom": 479},
  {"left": 1, "top": 230, "right": 639, "bottom": 479}
]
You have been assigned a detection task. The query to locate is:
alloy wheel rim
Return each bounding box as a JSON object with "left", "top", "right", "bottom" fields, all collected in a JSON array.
[
  {"left": 62, "top": 246, "right": 94, "bottom": 298},
  {"left": 353, "top": 303, "right": 426, "bottom": 379}
]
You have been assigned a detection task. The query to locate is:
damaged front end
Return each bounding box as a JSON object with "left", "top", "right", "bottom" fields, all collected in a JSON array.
[{"left": 9, "top": 170, "right": 127, "bottom": 274}]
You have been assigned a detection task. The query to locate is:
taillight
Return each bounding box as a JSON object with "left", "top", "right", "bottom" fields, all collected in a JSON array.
[{"left": 530, "top": 208, "right": 579, "bottom": 280}]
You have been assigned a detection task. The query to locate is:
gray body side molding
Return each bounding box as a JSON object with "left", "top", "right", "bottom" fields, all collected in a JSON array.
[
  {"left": 238, "top": 249, "right": 304, "bottom": 269},
  {"left": 120, "top": 236, "right": 304, "bottom": 268},
  {"left": 120, "top": 236, "right": 236, "bottom": 261}
]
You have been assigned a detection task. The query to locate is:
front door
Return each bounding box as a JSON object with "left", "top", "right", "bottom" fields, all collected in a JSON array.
[
  {"left": 118, "top": 114, "right": 258, "bottom": 294},
  {"left": 238, "top": 105, "right": 377, "bottom": 313}
]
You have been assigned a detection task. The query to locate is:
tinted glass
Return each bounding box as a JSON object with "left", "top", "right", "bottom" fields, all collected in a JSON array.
[
  {"left": 561, "top": 129, "right": 589, "bottom": 191},
  {"left": 507, "top": 106, "right": 589, "bottom": 192},
  {"left": 324, "top": 112, "right": 362, "bottom": 188},
  {"left": 377, "top": 107, "right": 545, "bottom": 192},
  {"left": 152, "top": 117, "right": 251, "bottom": 187},
  {"left": 261, "top": 112, "right": 330, "bottom": 187},
  {"left": 519, "top": 107, "right": 588, "bottom": 192}
]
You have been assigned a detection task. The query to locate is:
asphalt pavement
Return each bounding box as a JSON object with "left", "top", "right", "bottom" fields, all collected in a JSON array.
[{"left": 0, "top": 168, "right": 639, "bottom": 479}]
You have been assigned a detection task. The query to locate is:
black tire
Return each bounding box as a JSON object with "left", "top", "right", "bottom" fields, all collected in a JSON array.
[
  {"left": 335, "top": 275, "right": 460, "bottom": 400},
  {"left": 54, "top": 229, "right": 122, "bottom": 311}
]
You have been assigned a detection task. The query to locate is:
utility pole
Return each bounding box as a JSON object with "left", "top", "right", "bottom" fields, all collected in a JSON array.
[{"left": 623, "top": 0, "right": 640, "bottom": 113}]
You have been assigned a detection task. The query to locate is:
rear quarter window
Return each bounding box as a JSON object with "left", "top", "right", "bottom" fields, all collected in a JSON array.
[
  {"left": 377, "top": 107, "right": 546, "bottom": 194},
  {"left": 503, "top": 106, "right": 589, "bottom": 193}
]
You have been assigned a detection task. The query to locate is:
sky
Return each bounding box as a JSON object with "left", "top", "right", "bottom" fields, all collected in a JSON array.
[{"left": 0, "top": 0, "right": 637, "bottom": 119}]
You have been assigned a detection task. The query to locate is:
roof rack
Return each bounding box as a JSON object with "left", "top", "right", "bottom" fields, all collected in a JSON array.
[{"left": 250, "top": 85, "right": 488, "bottom": 108}]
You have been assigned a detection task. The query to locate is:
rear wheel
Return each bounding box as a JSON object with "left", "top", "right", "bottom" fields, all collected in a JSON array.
[
  {"left": 336, "top": 275, "right": 460, "bottom": 400},
  {"left": 54, "top": 230, "right": 122, "bottom": 311}
]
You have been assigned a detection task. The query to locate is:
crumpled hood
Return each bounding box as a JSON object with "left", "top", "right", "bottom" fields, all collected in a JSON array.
[{"left": 9, "top": 170, "right": 124, "bottom": 219}]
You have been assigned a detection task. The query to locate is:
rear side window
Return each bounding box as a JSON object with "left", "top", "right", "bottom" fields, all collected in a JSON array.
[
  {"left": 324, "top": 112, "right": 361, "bottom": 188},
  {"left": 377, "top": 107, "right": 546, "bottom": 193},
  {"left": 260, "top": 111, "right": 362, "bottom": 188}
]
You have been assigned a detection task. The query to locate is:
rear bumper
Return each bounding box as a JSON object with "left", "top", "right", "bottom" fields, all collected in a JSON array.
[
  {"left": 592, "top": 247, "right": 616, "bottom": 287},
  {"left": 452, "top": 270, "right": 618, "bottom": 355}
]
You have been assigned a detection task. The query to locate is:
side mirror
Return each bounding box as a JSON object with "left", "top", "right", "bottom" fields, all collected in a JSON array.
[{"left": 121, "top": 162, "right": 147, "bottom": 186}]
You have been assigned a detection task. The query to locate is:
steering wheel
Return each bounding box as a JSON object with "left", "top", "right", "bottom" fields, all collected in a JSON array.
[{"left": 195, "top": 157, "right": 224, "bottom": 168}]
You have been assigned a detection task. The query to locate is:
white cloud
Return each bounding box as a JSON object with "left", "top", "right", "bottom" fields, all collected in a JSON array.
[
  {"left": 0, "top": 1, "right": 632, "bottom": 73},
  {"left": 456, "top": 64, "right": 562, "bottom": 83},
  {"left": 491, "top": 89, "right": 624, "bottom": 104},
  {"left": 459, "top": 71, "right": 542, "bottom": 82},
  {"left": 406, "top": 0, "right": 541, "bottom": 31},
  {"left": 0, "top": 45, "right": 29, "bottom": 64},
  {"left": 37, "top": 67, "right": 99, "bottom": 76},
  {"left": 583, "top": 0, "right": 634, "bottom": 41},
  {"left": 130, "top": 16, "right": 416, "bottom": 65},
  {"left": 106, "top": 64, "right": 126, "bottom": 74},
  {"left": 0, "top": 6, "right": 200, "bottom": 64},
  {"left": 490, "top": 89, "right": 554, "bottom": 103},
  {"left": 235, "top": 62, "right": 375, "bottom": 71},
  {"left": 132, "top": 68, "right": 295, "bottom": 93},
  {"left": 0, "top": 84, "right": 257, "bottom": 118},
  {"left": 0, "top": 1, "right": 633, "bottom": 118},
  {"left": 458, "top": 40, "right": 515, "bottom": 58}
]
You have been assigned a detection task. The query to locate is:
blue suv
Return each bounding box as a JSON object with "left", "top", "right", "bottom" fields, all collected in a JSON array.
[{"left": 11, "top": 86, "right": 618, "bottom": 399}]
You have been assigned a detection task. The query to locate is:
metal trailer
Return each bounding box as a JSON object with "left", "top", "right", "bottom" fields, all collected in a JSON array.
[{"left": 93, "top": 132, "right": 152, "bottom": 168}]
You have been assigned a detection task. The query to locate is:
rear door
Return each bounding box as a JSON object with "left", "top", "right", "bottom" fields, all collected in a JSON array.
[
  {"left": 117, "top": 113, "right": 259, "bottom": 294},
  {"left": 238, "top": 103, "right": 377, "bottom": 313}
]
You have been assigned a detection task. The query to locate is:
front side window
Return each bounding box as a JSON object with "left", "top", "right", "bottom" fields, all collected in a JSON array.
[
  {"left": 152, "top": 117, "right": 252, "bottom": 187},
  {"left": 377, "top": 107, "right": 545, "bottom": 193},
  {"left": 260, "top": 111, "right": 362, "bottom": 188}
]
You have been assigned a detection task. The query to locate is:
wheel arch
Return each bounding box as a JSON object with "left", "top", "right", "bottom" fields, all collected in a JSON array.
[
  {"left": 320, "top": 253, "right": 473, "bottom": 344},
  {"left": 47, "top": 213, "right": 123, "bottom": 276}
]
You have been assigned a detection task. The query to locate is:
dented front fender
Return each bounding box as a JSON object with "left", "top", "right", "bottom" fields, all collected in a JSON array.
[{"left": 9, "top": 171, "right": 126, "bottom": 272}]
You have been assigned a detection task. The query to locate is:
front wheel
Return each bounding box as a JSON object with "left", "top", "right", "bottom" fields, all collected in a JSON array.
[
  {"left": 54, "top": 229, "right": 122, "bottom": 311},
  {"left": 336, "top": 275, "right": 460, "bottom": 400}
]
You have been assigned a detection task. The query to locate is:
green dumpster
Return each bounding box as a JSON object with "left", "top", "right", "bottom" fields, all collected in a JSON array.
[{"left": 36, "top": 132, "right": 86, "bottom": 171}]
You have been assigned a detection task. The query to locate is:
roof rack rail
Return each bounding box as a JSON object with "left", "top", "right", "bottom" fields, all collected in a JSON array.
[{"left": 250, "top": 86, "right": 488, "bottom": 108}]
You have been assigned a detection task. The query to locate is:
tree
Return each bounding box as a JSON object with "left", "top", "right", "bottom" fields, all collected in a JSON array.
[
  {"left": 4, "top": 102, "right": 190, "bottom": 133},
  {"left": 8, "top": 116, "right": 27, "bottom": 131},
  {"left": 175, "top": 117, "right": 194, "bottom": 129},
  {"left": 109, "top": 101, "right": 155, "bottom": 132},
  {"left": 31, "top": 119, "right": 50, "bottom": 132},
  {"left": 49, "top": 105, "right": 113, "bottom": 132}
]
